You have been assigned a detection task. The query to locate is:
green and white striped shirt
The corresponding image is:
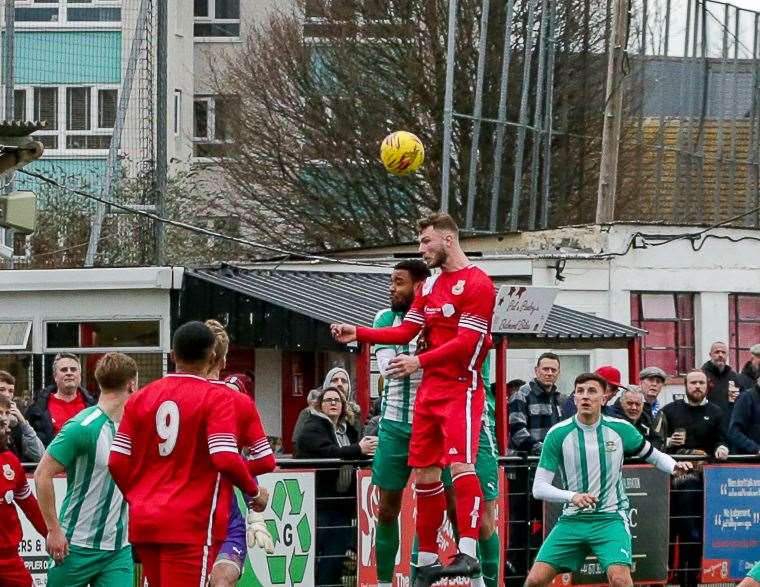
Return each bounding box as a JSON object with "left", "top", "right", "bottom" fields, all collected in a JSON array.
[
  {"left": 373, "top": 309, "right": 420, "bottom": 424},
  {"left": 47, "top": 406, "right": 128, "bottom": 550},
  {"left": 538, "top": 415, "right": 650, "bottom": 517}
]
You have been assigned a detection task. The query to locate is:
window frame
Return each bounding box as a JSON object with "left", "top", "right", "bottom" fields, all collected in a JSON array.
[
  {"left": 0, "top": 321, "right": 33, "bottom": 351},
  {"left": 728, "top": 293, "right": 760, "bottom": 370},
  {"left": 13, "top": 0, "right": 122, "bottom": 27},
  {"left": 192, "top": 94, "right": 236, "bottom": 160},
  {"left": 630, "top": 291, "right": 695, "bottom": 377},
  {"left": 16, "top": 84, "right": 118, "bottom": 155},
  {"left": 44, "top": 319, "right": 163, "bottom": 353},
  {"left": 193, "top": 0, "right": 241, "bottom": 40}
]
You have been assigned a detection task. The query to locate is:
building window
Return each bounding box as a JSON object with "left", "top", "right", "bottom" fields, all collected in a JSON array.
[
  {"left": 173, "top": 89, "right": 182, "bottom": 135},
  {"left": 193, "top": 95, "right": 237, "bottom": 157},
  {"left": 20, "top": 85, "right": 117, "bottom": 153},
  {"left": 729, "top": 294, "right": 760, "bottom": 371},
  {"left": 194, "top": 0, "right": 240, "bottom": 38},
  {"left": 15, "top": 0, "right": 121, "bottom": 25},
  {"left": 630, "top": 292, "right": 695, "bottom": 376},
  {"left": 13, "top": 89, "right": 27, "bottom": 121},
  {"left": 46, "top": 320, "right": 161, "bottom": 350}
]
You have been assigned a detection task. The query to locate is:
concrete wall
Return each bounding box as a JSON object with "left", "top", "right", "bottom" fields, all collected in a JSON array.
[{"left": 255, "top": 348, "right": 283, "bottom": 437}]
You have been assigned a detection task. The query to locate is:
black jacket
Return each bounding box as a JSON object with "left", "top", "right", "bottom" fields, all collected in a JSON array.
[
  {"left": 740, "top": 361, "right": 760, "bottom": 386},
  {"left": 728, "top": 385, "right": 760, "bottom": 454},
  {"left": 656, "top": 399, "right": 728, "bottom": 455},
  {"left": 293, "top": 411, "right": 362, "bottom": 496},
  {"left": 25, "top": 385, "right": 95, "bottom": 447},
  {"left": 611, "top": 398, "right": 663, "bottom": 450},
  {"left": 702, "top": 360, "right": 751, "bottom": 414}
]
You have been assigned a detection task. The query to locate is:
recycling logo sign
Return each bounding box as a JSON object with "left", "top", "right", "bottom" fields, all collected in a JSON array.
[{"left": 239, "top": 472, "right": 316, "bottom": 587}]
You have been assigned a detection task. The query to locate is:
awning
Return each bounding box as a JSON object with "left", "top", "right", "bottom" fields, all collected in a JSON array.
[{"left": 184, "top": 264, "right": 644, "bottom": 347}]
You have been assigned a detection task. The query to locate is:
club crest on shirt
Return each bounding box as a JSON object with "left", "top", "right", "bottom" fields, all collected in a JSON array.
[
  {"left": 4, "top": 489, "right": 13, "bottom": 504},
  {"left": 605, "top": 441, "right": 617, "bottom": 453},
  {"left": 3, "top": 464, "right": 14, "bottom": 480},
  {"left": 442, "top": 303, "right": 455, "bottom": 318},
  {"left": 451, "top": 280, "right": 466, "bottom": 295}
]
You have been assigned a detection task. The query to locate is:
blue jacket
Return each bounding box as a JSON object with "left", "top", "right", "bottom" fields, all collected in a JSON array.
[{"left": 728, "top": 386, "right": 760, "bottom": 454}]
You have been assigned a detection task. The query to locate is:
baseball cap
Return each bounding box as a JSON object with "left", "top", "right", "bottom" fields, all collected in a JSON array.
[
  {"left": 639, "top": 366, "right": 667, "bottom": 381},
  {"left": 750, "top": 344, "right": 760, "bottom": 357},
  {"left": 594, "top": 365, "right": 625, "bottom": 388},
  {"left": 224, "top": 373, "right": 254, "bottom": 398}
]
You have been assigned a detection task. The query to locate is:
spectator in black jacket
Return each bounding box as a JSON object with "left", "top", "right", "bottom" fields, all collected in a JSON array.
[
  {"left": 740, "top": 344, "right": 760, "bottom": 388},
  {"left": 729, "top": 375, "right": 760, "bottom": 455},
  {"left": 702, "top": 341, "right": 752, "bottom": 415},
  {"left": 293, "top": 387, "right": 376, "bottom": 585},
  {"left": 611, "top": 386, "right": 663, "bottom": 450},
  {"left": 656, "top": 369, "right": 729, "bottom": 587}
]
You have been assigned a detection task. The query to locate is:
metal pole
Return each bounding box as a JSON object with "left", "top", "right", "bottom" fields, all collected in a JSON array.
[
  {"left": 464, "top": 0, "right": 490, "bottom": 230},
  {"left": 540, "top": 0, "right": 557, "bottom": 229},
  {"left": 440, "top": 0, "right": 459, "bottom": 214},
  {"left": 595, "top": 0, "right": 629, "bottom": 223},
  {"left": 508, "top": 0, "right": 538, "bottom": 231},
  {"left": 85, "top": 0, "right": 150, "bottom": 266},
  {"left": 528, "top": 0, "right": 549, "bottom": 230},
  {"left": 3, "top": 0, "right": 14, "bottom": 192},
  {"left": 488, "top": 0, "right": 515, "bottom": 231},
  {"left": 154, "top": 0, "right": 167, "bottom": 265}
]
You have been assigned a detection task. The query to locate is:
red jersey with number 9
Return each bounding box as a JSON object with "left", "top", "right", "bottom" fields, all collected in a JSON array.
[{"left": 109, "top": 373, "right": 240, "bottom": 545}]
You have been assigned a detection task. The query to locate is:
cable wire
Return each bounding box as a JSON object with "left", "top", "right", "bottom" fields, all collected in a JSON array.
[{"left": 19, "top": 169, "right": 391, "bottom": 269}]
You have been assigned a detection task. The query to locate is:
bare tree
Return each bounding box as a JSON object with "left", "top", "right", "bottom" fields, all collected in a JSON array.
[{"left": 198, "top": 0, "right": 623, "bottom": 249}]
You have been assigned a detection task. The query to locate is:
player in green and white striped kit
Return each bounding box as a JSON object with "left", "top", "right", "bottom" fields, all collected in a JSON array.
[
  {"left": 34, "top": 353, "right": 137, "bottom": 587},
  {"left": 740, "top": 561, "right": 760, "bottom": 586},
  {"left": 525, "top": 372, "right": 692, "bottom": 587}
]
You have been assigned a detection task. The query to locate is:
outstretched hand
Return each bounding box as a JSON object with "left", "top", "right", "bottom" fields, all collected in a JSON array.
[
  {"left": 330, "top": 323, "right": 357, "bottom": 344},
  {"left": 672, "top": 461, "right": 694, "bottom": 476},
  {"left": 570, "top": 493, "right": 598, "bottom": 509}
]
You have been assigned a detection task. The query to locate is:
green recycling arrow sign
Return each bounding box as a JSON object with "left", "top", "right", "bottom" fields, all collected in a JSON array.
[{"left": 237, "top": 472, "right": 316, "bottom": 587}]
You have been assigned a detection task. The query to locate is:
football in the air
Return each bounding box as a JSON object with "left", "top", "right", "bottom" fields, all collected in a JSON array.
[{"left": 380, "top": 131, "right": 425, "bottom": 176}]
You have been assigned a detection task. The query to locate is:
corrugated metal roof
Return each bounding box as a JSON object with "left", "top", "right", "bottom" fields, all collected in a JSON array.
[{"left": 188, "top": 265, "right": 644, "bottom": 339}]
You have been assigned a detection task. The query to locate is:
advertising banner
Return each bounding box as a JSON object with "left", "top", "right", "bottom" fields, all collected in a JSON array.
[
  {"left": 702, "top": 465, "right": 760, "bottom": 583},
  {"left": 545, "top": 465, "right": 670, "bottom": 586},
  {"left": 357, "top": 468, "right": 506, "bottom": 586},
  {"left": 239, "top": 470, "right": 316, "bottom": 587}
]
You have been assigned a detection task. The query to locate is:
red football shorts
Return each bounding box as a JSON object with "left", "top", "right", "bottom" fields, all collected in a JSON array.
[
  {"left": 0, "top": 548, "right": 32, "bottom": 587},
  {"left": 134, "top": 542, "right": 221, "bottom": 587},
  {"left": 408, "top": 382, "right": 484, "bottom": 469}
]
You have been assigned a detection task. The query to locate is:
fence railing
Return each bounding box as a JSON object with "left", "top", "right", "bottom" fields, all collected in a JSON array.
[{"left": 21, "top": 454, "right": 760, "bottom": 586}]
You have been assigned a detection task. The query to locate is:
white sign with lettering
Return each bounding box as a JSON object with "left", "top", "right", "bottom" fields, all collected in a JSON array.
[{"left": 492, "top": 286, "right": 558, "bottom": 334}]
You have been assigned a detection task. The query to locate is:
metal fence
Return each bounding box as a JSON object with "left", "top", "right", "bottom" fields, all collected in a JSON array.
[
  {"left": 1, "top": 0, "right": 158, "bottom": 267},
  {"left": 440, "top": 0, "right": 760, "bottom": 232}
]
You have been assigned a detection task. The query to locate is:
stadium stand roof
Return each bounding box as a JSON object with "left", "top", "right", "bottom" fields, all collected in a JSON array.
[{"left": 185, "top": 264, "right": 644, "bottom": 345}]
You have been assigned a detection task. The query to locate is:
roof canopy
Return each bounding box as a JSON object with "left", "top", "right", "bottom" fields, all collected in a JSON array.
[{"left": 182, "top": 264, "right": 643, "bottom": 350}]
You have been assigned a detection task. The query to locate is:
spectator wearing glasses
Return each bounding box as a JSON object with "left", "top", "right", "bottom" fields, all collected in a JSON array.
[
  {"left": 293, "top": 387, "right": 377, "bottom": 585},
  {"left": 26, "top": 354, "right": 95, "bottom": 446}
]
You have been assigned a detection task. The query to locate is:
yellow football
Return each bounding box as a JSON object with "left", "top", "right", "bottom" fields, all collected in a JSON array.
[{"left": 380, "top": 131, "right": 425, "bottom": 176}]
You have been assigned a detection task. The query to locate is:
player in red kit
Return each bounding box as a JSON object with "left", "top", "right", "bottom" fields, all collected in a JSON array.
[
  {"left": 108, "top": 321, "right": 268, "bottom": 587},
  {"left": 331, "top": 213, "right": 495, "bottom": 586},
  {"left": 0, "top": 397, "right": 48, "bottom": 586},
  {"left": 204, "top": 320, "right": 276, "bottom": 587}
]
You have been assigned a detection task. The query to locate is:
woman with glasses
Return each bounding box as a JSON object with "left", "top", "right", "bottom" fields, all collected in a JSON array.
[{"left": 294, "top": 386, "right": 377, "bottom": 584}]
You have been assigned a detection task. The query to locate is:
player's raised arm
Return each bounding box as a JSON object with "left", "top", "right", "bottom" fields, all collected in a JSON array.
[{"left": 331, "top": 285, "right": 425, "bottom": 347}]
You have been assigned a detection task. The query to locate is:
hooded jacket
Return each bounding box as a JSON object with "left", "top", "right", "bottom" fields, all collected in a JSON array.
[
  {"left": 25, "top": 384, "right": 95, "bottom": 446},
  {"left": 701, "top": 360, "right": 751, "bottom": 414},
  {"left": 322, "top": 367, "right": 352, "bottom": 401}
]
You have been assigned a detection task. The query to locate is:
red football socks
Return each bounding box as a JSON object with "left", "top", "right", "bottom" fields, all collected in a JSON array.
[
  {"left": 452, "top": 471, "right": 484, "bottom": 541},
  {"left": 414, "top": 481, "right": 446, "bottom": 554}
]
